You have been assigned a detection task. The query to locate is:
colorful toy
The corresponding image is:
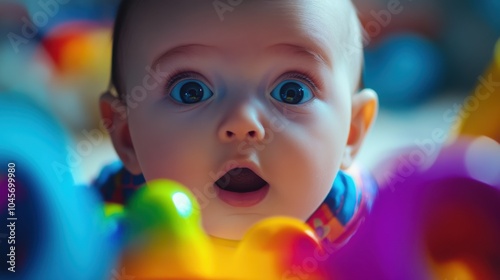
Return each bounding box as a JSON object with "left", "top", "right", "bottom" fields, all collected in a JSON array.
[
  {"left": 42, "top": 21, "right": 111, "bottom": 78},
  {"left": 98, "top": 137, "right": 500, "bottom": 280},
  {"left": 109, "top": 180, "right": 326, "bottom": 280},
  {"left": 455, "top": 38, "right": 500, "bottom": 143}
]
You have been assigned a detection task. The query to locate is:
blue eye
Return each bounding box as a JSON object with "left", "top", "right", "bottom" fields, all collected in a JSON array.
[
  {"left": 270, "top": 80, "right": 313, "bottom": 104},
  {"left": 170, "top": 79, "right": 213, "bottom": 104}
]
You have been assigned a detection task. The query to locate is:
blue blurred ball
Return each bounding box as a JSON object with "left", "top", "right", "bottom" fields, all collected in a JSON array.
[
  {"left": 364, "top": 34, "right": 444, "bottom": 108},
  {"left": 0, "top": 92, "right": 114, "bottom": 280}
]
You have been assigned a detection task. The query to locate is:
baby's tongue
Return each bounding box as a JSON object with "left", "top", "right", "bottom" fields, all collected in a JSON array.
[{"left": 216, "top": 168, "right": 267, "bottom": 193}]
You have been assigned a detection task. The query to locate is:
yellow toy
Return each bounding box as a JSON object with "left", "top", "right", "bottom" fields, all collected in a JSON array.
[{"left": 456, "top": 39, "right": 500, "bottom": 142}]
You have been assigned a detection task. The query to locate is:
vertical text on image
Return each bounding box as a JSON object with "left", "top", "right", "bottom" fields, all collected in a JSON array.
[{"left": 6, "top": 162, "right": 17, "bottom": 273}]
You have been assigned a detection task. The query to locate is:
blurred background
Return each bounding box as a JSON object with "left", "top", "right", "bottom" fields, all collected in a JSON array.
[{"left": 1, "top": 0, "right": 499, "bottom": 184}]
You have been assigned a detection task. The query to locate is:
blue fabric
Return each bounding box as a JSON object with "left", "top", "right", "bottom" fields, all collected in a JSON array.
[{"left": 324, "top": 171, "right": 358, "bottom": 225}]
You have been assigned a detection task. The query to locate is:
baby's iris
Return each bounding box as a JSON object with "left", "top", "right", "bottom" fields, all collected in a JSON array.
[
  {"left": 171, "top": 79, "right": 213, "bottom": 104},
  {"left": 271, "top": 80, "right": 313, "bottom": 105}
]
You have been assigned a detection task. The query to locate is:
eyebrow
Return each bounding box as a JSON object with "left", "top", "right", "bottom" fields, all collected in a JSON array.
[
  {"left": 152, "top": 44, "right": 216, "bottom": 67},
  {"left": 151, "top": 42, "right": 332, "bottom": 69},
  {"left": 266, "top": 43, "right": 332, "bottom": 69}
]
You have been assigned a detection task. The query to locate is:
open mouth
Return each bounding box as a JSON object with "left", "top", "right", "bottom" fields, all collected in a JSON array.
[
  {"left": 215, "top": 168, "right": 267, "bottom": 192},
  {"left": 215, "top": 168, "right": 269, "bottom": 207}
]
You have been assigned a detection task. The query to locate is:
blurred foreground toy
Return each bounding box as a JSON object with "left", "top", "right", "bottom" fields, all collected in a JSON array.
[
  {"left": 110, "top": 180, "right": 326, "bottom": 280},
  {"left": 455, "top": 39, "right": 500, "bottom": 142},
  {"left": 343, "top": 136, "right": 500, "bottom": 279},
  {"left": 106, "top": 136, "right": 500, "bottom": 280},
  {"left": 0, "top": 92, "right": 114, "bottom": 280},
  {"left": 106, "top": 137, "right": 500, "bottom": 279}
]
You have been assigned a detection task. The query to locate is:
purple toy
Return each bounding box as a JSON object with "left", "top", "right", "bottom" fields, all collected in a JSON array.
[{"left": 327, "top": 137, "right": 500, "bottom": 279}]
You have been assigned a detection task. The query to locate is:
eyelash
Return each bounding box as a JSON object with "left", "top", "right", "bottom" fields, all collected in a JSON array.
[
  {"left": 278, "top": 71, "right": 321, "bottom": 93},
  {"left": 163, "top": 70, "right": 321, "bottom": 95},
  {"left": 164, "top": 70, "right": 208, "bottom": 93}
]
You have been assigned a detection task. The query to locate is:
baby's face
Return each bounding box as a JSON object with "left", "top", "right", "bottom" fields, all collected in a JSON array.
[{"left": 119, "top": 0, "right": 362, "bottom": 240}]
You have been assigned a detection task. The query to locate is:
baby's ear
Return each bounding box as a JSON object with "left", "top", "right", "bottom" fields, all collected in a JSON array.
[
  {"left": 99, "top": 91, "right": 142, "bottom": 175},
  {"left": 341, "top": 88, "right": 378, "bottom": 169}
]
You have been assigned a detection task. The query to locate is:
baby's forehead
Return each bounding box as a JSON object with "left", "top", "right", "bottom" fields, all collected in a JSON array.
[
  {"left": 115, "top": 0, "right": 362, "bottom": 91},
  {"left": 123, "top": 0, "right": 359, "bottom": 53},
  {"left": 129, "top": 0, "right": 355, "bottom": 21}
]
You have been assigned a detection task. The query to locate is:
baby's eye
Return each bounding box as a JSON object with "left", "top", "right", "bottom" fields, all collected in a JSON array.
[
  {"left": 170, "top": 79, "right": 213, "bottom": 104},
  {"left": 270, "top": 80, "right": 313, "bottom": 105}
]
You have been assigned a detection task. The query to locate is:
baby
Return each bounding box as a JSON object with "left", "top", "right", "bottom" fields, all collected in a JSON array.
[{"left": 96, "top": 0, "right": 378, "bottom": 242}]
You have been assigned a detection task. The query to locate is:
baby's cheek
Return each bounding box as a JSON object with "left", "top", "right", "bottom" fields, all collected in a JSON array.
[{"left": 266, "top": 136, "right": 338, "bottom": 218}]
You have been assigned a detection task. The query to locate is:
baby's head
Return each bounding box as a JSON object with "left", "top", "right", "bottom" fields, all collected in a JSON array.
[{"left": 100, "top": 0, "right": 377, "bottom": 240}]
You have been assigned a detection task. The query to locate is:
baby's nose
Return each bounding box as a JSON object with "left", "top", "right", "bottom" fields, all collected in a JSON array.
[{"left": 217, "top": 105, "right": 265, "bottom": 142}]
